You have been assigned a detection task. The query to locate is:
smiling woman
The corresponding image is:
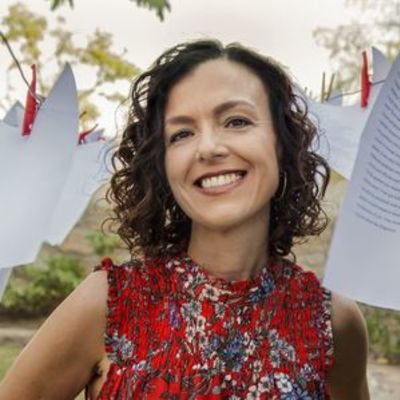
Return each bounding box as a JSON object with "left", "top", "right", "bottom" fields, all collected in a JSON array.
[
  {"left": 111, "top": 41, "right": 331, "bottom": 263},
  {"left": 0, "top": 39, "right": 369, "bottom": 400}
]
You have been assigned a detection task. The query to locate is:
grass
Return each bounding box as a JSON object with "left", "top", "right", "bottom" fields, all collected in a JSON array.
[
  {"left": 0, "top": 342, "right": 85, "bottom": 399},
  {"left": 362, "top": 306, "right": 400, "bottom": 364},
  {"left": 0, "top": 342, "right": 22, "bottom": 379}
]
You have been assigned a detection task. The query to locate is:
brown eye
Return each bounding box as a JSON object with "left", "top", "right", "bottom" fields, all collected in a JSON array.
[
  {"left": 226, "top": 118, "right": 252, "bottom": 128},
  {"left": 169, "top": 130, "right": 192, "bottom": 144}
]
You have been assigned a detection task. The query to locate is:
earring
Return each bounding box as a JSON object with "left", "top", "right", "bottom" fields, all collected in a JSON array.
[{"left": 275, "top": 170, "right": 287, "bottom": 201}]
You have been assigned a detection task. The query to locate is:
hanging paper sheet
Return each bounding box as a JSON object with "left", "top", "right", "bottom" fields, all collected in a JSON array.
[
  {"left": 305, "top": 48, "right": 392, "bottom": 179},
  {"left": 323, "top": 52, "right": 400, "bottom": 310},
  {"left": 0, "top": 65, "right": 114, "bottom": 300}
]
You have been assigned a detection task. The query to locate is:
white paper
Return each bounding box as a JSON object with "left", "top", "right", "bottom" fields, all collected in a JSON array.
[
  {"left": 323, "top": 52, "right": 400, "bottom": 310},
  {"left": 83, "top": 129, "right": 104, "bottom": 143},
  {"left": 325, "top": 90, "right": 342, "bottom": 106},
  {"left": 0, "top": 68, "right": 114, "bottom": 299},
  {"left": 45, "top": 138, "right": 113, "bottom": 245},
  {"left": 3, "top": 101, "right": 24, "bottom": 129},
  {"left": 0, "top": 64, "right": 79, "bottom": 269},
  {"left": 0, "top": 117, "right": 25, "bottom": 298},
  {"left": 305, "top": 47, "right": 390, "bottom": 179},
  {"left": 372, "top": 47, "right": 392, "bottom": 83}
]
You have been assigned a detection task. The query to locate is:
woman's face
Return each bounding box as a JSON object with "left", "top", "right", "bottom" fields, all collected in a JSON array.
[{"left": 164, "top": 58, "right": 280, "bottom": 231}]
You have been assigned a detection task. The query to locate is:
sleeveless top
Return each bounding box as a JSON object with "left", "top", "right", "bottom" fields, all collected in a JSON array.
[{"left": 90, "top": 252, "right": 334, "bottom": 399}]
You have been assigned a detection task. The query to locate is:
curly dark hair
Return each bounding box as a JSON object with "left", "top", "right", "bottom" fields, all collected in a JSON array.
[{"left": 104, "top": 39, "right": 330, "bottom": 262}]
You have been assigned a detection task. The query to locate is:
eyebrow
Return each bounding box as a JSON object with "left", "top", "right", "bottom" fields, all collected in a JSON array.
[{"left": 165, "top": 99, "right": 257, "bottom": 126}]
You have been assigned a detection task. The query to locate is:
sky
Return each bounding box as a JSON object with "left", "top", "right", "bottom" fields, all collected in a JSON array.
[{"left": 0, "top": 0, "right": 360, "bottom": 135}]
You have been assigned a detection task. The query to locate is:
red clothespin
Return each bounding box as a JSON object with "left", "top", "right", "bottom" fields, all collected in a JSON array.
[
  {"left": 22, "top": 65, "right": 39, "bottom": 136},
  {"left": 78, "top": 124, "right": 98, "bottom": 145},
  {"left": 361, "top": 50, "right": 371, "bottom": 108}
]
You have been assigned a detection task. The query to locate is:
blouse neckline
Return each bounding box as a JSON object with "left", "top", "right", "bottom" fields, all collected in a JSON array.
[{"left": 169, "top": 251, "right": 276, "bottom": 305}]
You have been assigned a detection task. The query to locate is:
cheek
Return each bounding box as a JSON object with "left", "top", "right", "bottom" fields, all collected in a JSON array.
[
  {"left": 165, "top": 145, "right": 182, "bottom": 169},
  {"left": 164, "top": 152, "right": 176, "bottom": 192},
  {"left": 249, "top": 138, "right": 280, "bottom": 194},
  {"left": 247, "top": 136, "right": 280, "bottom": 168},
  {"left": 164, "top": 149, "right": 190, "bottom": 195}
]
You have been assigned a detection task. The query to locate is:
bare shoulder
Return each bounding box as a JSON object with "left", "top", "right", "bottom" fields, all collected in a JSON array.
[
  {"left": 328, "top": 291, "right": 370, "bottom": 399},
  {"left": 331, "top": 292, "right": 367, "bottom": 340},
  {"left": 0, "top": 270, "right": 109, "bottom": 400}
]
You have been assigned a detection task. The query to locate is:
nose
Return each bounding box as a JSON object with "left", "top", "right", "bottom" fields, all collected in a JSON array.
[{"left": 195, "top": 128, "right": 229, "bottom": 162}]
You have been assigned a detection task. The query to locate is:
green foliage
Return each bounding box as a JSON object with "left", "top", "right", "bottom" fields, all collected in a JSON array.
[
  {"left": 81, "top": 31, "right": 139, "bottom": 83},
  {"left": 0, "top": 231, "right": 121, "bottom": 318},
  {"left": 1, "top": 3, "right": 140, "bottom": 127},
  {"left": 48, "top": 0, "right": 74, "bottom": 11},
  {"left": 47, "top": 0, "right": 171, "bottom": 21},
  {"left": 3, "top": 4, "right": 47, "bottom": 63},
  {"left": 85, "top": 231, "right": 121, "bottom": 257},
  {"left": 0, "top": 255, "right": 85, "bottom": 317},
  {"left": 364, "top": 306, "right": 400, "bottom": 364},
  {"left": 133, "top": 0, "right": 171, "bottom": 21}
]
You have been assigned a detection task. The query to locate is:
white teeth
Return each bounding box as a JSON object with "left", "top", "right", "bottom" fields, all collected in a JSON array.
[{"left": 200, "top": 173, "right": 243, "bottom": 188}]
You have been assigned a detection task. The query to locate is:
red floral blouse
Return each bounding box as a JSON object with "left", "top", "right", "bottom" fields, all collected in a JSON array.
[{"left": 90, "top": 252, "right": 334, "bottom": 399}]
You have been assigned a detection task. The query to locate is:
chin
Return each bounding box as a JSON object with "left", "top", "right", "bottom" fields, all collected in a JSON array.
[{"left": 191, "top": 212, "right": 256, "bottom": 232}]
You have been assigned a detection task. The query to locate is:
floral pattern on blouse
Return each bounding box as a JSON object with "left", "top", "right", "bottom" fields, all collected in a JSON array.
[{"left": 90, "top": 252, "right": 334, "bottom": 399}]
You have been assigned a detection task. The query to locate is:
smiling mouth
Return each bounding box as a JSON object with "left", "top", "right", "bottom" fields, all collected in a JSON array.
[
  {"left": 194, "top": 171, "right": 247, "bottom": 196},
  {"left": 194, "top": 171, "right": 247, "bottom": 190}
]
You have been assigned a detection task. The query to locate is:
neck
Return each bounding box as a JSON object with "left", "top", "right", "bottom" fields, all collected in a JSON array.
[{"left": 187, "top": 209, "right": 270, "bottom": 281}]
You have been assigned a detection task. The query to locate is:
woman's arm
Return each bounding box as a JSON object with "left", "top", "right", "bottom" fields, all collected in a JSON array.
[
  {"left": 328, "top": 292, "right": 370, "bottom": 400},
  {"left": 0, "top": 270, "right": 108, "bottom": 400}
]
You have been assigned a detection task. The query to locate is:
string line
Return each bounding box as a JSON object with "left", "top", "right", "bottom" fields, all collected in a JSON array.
[
  {"left": 0, "top": 30, "right": 388, "bottom": 106},
  {"left": 0, "top": 30, "right": 42, "bottom": 105}
]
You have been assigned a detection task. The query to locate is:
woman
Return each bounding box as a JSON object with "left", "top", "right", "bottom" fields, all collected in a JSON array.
[{"left": 0, "top": 39, "right": 369, "bottom": 399}]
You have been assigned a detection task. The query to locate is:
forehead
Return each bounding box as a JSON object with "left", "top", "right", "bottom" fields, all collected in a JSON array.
[{"left": 165, "top": 59, "right": 269, "bottom": 117}]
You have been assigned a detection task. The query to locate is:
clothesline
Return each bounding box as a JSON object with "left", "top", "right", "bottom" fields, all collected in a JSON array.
[
  {"left": 0, "top": 31, "right": 387, "bottom": 106},
  {"left": 0, "top": 30, "right": 42, "bottom": 106}
]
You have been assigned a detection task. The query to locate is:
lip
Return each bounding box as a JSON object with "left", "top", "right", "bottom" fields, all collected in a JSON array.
[{"left": 194, "top": 171, "right": 247, "bottom": 196}]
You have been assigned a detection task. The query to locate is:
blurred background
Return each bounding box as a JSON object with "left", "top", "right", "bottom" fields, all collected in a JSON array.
[{"left": 0, "top": 0, "right": 399, "bottom": 398}]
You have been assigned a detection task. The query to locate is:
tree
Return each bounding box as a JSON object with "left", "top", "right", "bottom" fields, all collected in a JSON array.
[
  {"left": 313, "top": 0, "right": 400, "bottom": 91},
  {"left": 1, "top": 3, "right": 140, "bottom": 128},
  {"left": 47, "top": 0, "right": 171, "bottom": 21}
]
